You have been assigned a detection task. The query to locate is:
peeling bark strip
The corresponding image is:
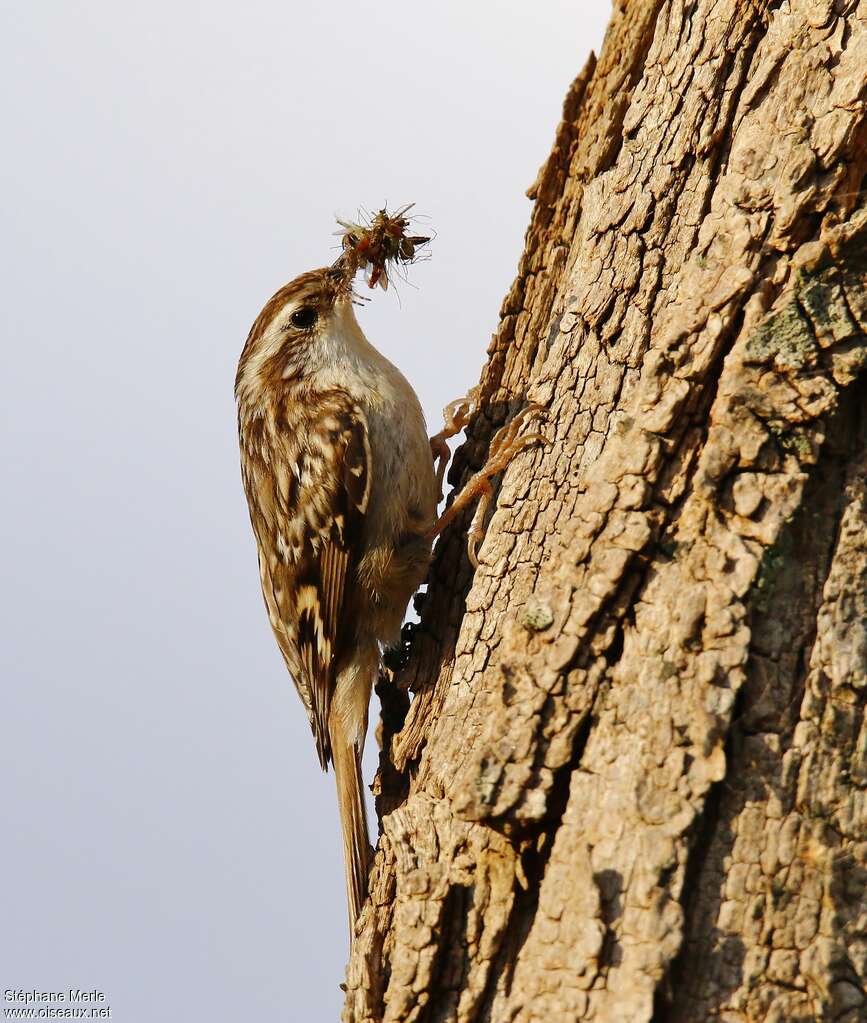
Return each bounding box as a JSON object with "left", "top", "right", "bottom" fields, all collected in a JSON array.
[{"left": 344, "top": 3, "right": 867, "bottom": 1021}]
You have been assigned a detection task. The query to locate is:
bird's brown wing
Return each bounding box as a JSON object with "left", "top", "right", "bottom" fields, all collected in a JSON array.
[
  {"left": 293, "top": 401, "right": 370, "bottom": 767},
  {"left": 239, "top": 392, "right": 371, "bottom": 768}
]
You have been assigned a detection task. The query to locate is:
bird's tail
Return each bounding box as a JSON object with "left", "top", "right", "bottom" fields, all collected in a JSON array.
[{"left": 331, "top": 725, "right": 371, "bottom": 935}]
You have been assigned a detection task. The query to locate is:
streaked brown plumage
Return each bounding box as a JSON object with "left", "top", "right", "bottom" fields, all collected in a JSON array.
[{"left": 236, "top": 266, "right": 438, "bottom": 934}]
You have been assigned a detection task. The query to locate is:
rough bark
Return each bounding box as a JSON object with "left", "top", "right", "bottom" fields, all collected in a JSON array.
[{"left": 343, "top": 2, "right": 867, "bottom": 1020}]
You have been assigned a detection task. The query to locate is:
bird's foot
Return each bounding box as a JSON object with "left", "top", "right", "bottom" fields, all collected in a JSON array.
[
  {"left": 429, "top": 385, "right": 481, "bottom": 501},
  {"left": 427, "top": 402, "right": 547, "bottom": 566}
]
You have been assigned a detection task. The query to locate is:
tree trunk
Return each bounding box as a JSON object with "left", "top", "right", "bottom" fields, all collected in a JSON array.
[{"left": 343, "top": 2, "right": 867, "bottom": 1020}]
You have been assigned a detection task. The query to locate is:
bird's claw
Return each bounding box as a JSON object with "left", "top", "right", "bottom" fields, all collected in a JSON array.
[
  {"left": 427, "top": 400, "right": 548, "bottom": 567},
  {"left": 429, "top": 385, "right": 482, "bottom": 501}
]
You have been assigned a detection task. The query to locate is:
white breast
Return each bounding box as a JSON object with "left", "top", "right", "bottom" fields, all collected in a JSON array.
[{"left": 312, "top": 298, "right": 438, "bottom": 549}]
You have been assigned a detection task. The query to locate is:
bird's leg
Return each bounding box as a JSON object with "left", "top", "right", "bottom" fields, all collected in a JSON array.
[
  {"left": 427, "top": 403, "right": 546, "bottom": 566},
  {"left": 429, "top": 385, "right": 481, "bottom": 501}
]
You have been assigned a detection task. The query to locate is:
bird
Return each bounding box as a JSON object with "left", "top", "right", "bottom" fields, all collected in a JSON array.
[
  {"left": 236, "top": 264, "right": 440, "bottom": 935},
  {"left": 236, "top": 235, "right": 546, "bottom": 937}
]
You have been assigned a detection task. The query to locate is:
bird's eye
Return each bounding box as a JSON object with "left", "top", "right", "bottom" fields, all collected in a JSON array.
[{"left": 290, "top": 307, "right": 318, "bottom": 329}]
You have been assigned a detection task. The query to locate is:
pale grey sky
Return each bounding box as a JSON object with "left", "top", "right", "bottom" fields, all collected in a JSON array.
[{"left": 0, "top": 2, "right": 608, "bottom": 1019}]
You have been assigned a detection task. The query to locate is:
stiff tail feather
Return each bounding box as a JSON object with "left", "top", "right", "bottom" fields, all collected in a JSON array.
[{"left": 331, "top": 728, "right": 371, "bottom": 935}]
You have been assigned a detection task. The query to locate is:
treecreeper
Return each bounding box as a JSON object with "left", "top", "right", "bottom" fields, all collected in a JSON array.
[{"left": 235, "top": 207, "right": 545, "bottom": 935}]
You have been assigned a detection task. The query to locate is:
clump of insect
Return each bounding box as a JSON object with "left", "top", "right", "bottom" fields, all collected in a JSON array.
[{"left": 334, "top": 204, "right": 430, "bottom": 291}]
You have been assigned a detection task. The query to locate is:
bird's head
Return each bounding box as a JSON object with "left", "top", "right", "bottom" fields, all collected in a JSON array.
[{"left": 235, "top": 265, "right": 364, "bottom": 405}]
